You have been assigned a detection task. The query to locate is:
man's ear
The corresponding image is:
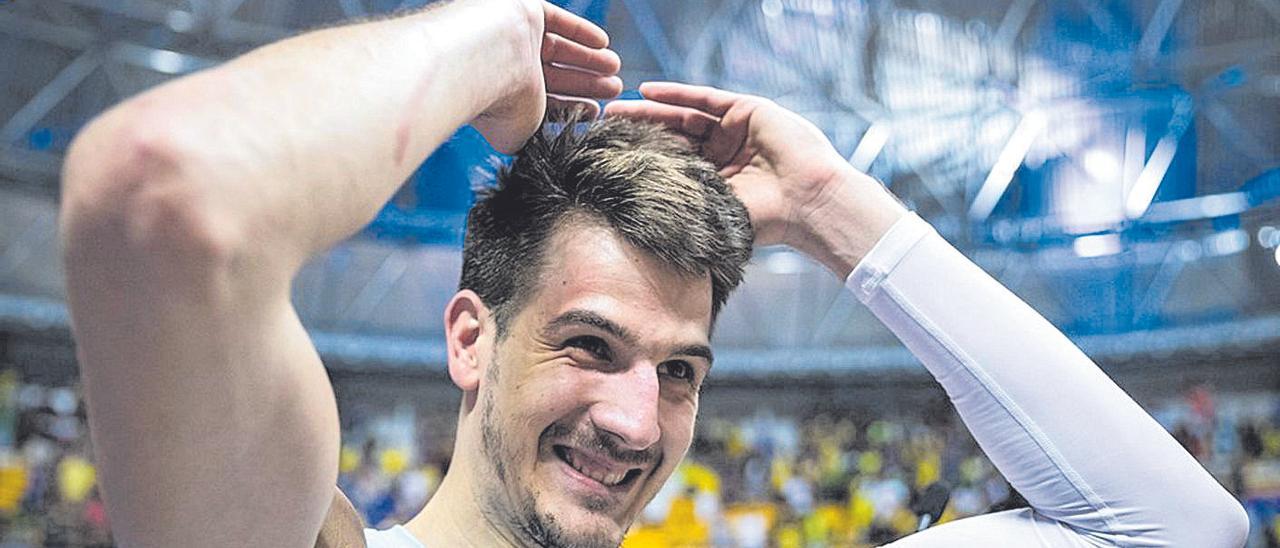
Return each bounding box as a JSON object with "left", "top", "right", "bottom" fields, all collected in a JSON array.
[{"left": 444, "top": 290, "right": 489, "bottom": 392}]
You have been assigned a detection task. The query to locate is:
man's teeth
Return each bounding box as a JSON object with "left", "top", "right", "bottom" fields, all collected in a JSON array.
[{"left": 563, "top": 449, "right": 628, "bottom": 486}]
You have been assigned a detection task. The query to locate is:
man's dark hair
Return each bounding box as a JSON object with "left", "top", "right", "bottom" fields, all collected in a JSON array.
[{"left": 460, "top": 114, "right": 754, "bottom": 336}]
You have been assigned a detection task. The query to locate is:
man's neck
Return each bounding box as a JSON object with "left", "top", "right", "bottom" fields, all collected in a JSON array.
[{"left": 404, "top": 468, "right": 524, "bottom": 547}]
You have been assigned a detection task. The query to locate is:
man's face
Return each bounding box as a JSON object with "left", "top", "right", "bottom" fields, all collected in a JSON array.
[{"left": 478, "top": 221, "right": 714, "bottom": 547}]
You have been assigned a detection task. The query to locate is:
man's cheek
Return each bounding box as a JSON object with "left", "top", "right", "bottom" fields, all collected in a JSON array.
[{"left": 661, "top": 410, "right": 696, "bottom": 453}]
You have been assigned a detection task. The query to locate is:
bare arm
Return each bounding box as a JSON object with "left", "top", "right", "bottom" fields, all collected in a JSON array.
[{"left": 59, "top": 1, "right": 620, "bottom": 546}]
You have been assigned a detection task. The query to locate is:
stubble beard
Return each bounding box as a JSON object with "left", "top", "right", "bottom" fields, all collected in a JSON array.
[{"left": 477, "top": 359, "right": 622, "bottom": 548}]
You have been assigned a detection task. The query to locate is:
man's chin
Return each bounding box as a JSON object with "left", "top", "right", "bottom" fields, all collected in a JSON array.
[
  {"left": 528, "top": 478, "right": 634, "bottom": 547},
  {"left": 530, "top": 503, "right": 626, "bottom": 548},
  {"left": 529, "top": 435, "right": 660, "bottom": 545}
]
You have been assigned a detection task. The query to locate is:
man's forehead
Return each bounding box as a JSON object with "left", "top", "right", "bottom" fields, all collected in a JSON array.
[
  {"left": 540, "top": 221, "right": 713, "bottom": 300},
  {"left": 518, "top": 222, "right": 715, "bottom": 339}
]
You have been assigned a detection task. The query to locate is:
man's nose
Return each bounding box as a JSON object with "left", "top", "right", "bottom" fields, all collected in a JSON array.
[{"left": 588, "top": 362, "right": 662, "bottom": 451}]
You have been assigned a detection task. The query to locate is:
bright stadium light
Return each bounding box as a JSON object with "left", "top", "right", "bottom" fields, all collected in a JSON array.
[
  {"left": 1072, "top": 233, "right": 1122, "bottom": 258},
  {"left": 1204, "top": 229, "right": 1249, "bottom": 257},
  {"left": 1083, "top": 148, "right": 1121, "bottom": 183},
  {"left": 147, "top": 49, "right": 187, "bottom": 74},
  {"left": 1259, "top": 226, "right": 1279, "bottom": 248}
]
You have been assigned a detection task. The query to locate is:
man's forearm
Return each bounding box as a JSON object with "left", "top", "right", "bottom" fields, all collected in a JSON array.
[
  {"left": 64, "top": 1, "right": 520, "bottom": 272},
  {"left": 849, "top": 215, "right": 1248, "bottom": 546},
  {"left": 55, "top": 8, "right": 519, "bottom": 543}
]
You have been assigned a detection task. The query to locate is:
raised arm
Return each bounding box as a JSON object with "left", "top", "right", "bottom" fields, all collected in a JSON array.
[
  {"left": 607, "top": 83, "right": 1248, "bottom": 546},
  {"left": 59, "top": 2, "right": 620, "bottom": 546}
]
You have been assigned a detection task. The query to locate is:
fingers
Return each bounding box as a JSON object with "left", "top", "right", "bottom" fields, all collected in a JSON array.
[
  {"left": 604, "top": 100, "right": 718, "bottom": 139},
  {"left": 636, "top": 82, "right": 744, "bottom": 117},
  {"left": 542, "top": 32, "right": 620, "bottom": 76},
  {"left": 545, "top": 64, "right": 623, "bottom": 99},
  {"left": 539, "top": 4, "right": 618, "bottom": 109},
  {"left": 607, "top": 96, "right": 751, "bottom": 168},
  {"left": 543, "top": 2, "right": 608, "bottom": 49}
]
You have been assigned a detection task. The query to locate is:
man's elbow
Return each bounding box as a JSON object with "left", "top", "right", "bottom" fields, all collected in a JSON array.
[
  {"left": 1205, "top": 493, "right": 1250, "bottom": 548},
  {"left": 1162, "top": 484, "right": 1250, "bottom": 548},
  {"left": 60, "top": 101, "right": 242, "bottom": 274}
]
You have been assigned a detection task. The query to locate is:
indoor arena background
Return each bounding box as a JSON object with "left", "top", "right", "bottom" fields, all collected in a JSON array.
[{"left": 0, "top": 0, "right": 1278, "bottom": 546}]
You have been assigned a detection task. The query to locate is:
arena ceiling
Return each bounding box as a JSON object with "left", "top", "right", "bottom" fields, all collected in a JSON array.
[{"left": 1, "top": 0, "right": 1278, "bottom": 376}]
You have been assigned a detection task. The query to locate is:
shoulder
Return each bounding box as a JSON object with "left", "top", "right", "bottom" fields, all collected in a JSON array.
[{"left": 315, "top": 486, "right": 367, "bottom": 548}]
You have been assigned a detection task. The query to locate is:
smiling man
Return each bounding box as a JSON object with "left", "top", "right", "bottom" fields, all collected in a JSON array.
[
  {"left": 59, "top": 0, "right": 1248, "bottom": 547},
  {"left": 413, "top": 118, "right": 751, "bottom": 546}
]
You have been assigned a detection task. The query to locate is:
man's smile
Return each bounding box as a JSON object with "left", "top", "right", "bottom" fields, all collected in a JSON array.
[{"left": 553, "top": 445, "right": 646, "bottom": 488}]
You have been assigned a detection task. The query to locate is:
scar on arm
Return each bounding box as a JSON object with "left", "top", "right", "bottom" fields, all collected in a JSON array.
[
  {"left": 393, "top": 75, "right": 435, "bottom": 166},
  {"left": 393, "top": 121, "right": 412, "bottom": 166}
]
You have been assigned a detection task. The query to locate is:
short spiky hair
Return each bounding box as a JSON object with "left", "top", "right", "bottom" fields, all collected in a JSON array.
[{"left": 460, "top": 115, "right": 754, "bottom": 336}]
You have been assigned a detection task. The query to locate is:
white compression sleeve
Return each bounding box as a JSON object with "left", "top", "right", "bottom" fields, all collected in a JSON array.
[{"left": 849, "top": 213, "right": 1248, "bottom": 547}]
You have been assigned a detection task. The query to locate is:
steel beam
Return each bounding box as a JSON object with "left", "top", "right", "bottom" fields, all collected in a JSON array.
[
  {"left": 57, "top": 0, "right": 203, "bottom": 33},
  {"left": 337, "top": 0, "right": 367, "bottom": 18},
  {"left": 0, "top": 10, "right": 95, "bottom": 51},
  {"left": 1132, "top": 242, "right": 1189, "bottom": 325},
  {"left": 1201, "top": 101, "right": 1271, "bottom": 167},
  {"left": 0, "top": 145, "right": 63, "bottom": 188},
  {"left": 341, "top": 250, "right": 411, "bottom": 327},
  {"left": 682, "top": 0, "right": 744, "bottom": 82},
  {"left": 620, "top": 0, "right": 679, "bottom": 79},
  {"left": 1, "top": 50, "right": 102, "bottom": 145},
  {"left": 1137, "top": 0, "right": 1185, "bottom": 65},
  {"left": 994, "top": 0, "right": 1035, "bottom": 48},
  {"left": 0, "top": 209, "right": 56, "bottom": 283}
]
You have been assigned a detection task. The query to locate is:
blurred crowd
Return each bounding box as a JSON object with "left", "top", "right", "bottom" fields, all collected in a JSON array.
[
  {"left": 0, "top": 371, "right": 109, "bottom": 547},
  {"left": 620, "top": 412, "right": 1017, "bottom": 547},
  {"left": 2, "top": 368, "right": 1279, "bottom": 547}
]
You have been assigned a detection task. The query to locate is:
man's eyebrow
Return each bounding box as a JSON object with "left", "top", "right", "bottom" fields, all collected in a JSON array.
[
  {"left": 543, "top": 309, "right": 714, "bottom": 364},
  {"left": 672, "top": 344, "right": 714, "bottom": 366},
  {"left": 543, "top": 309, "right": 637, "bottom": 347}
]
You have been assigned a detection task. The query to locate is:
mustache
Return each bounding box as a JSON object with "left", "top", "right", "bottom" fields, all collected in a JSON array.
[{"left": 545, "top": 421, "right": 660, "bottom": 467}]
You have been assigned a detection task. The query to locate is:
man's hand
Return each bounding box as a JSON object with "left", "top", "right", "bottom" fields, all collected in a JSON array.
[
  {"left": 473, "top": 0, "right": 622, "bottom": 153},
  {"left": 606, "top": 82, "right": 906, "bottom": 276},
  {"left": 604, "top": 82, "right": 843, "bottom": 247}
]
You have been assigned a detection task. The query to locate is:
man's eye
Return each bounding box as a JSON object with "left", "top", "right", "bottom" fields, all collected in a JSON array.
[
  {"left": 659, "top": 360, "right": 696, "bottom": 383},
  {"left": 564, "top": 336, "right": 612, "bottom": 361}
]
